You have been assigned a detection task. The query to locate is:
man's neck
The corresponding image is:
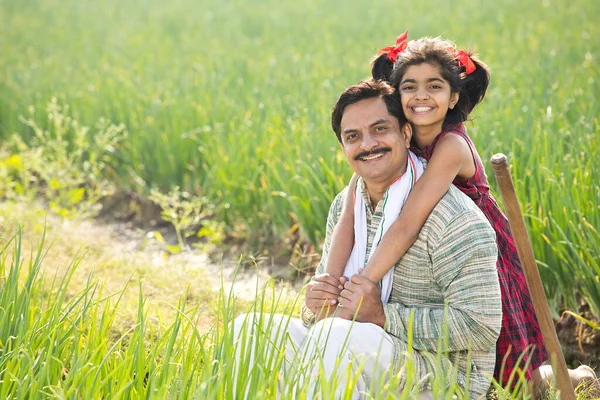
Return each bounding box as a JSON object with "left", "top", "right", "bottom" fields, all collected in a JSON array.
[
  {"left": 364, "top": 181, "right": 389, "bottom": 206},
  {"left": 363, "top": 166, "right": 408, "bottom": 206}
]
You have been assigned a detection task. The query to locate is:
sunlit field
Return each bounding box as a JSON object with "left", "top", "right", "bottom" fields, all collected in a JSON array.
[
  {"left": 0, "top": 227, "right": 548, "bottom": 399},
  {"left": 1, "top": 0, "right": 599, "bottom": 397}
]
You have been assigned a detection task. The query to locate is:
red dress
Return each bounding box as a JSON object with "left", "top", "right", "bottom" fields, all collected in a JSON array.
[{"left": 412, "top": 123, "right": 548, "bottom": 384}]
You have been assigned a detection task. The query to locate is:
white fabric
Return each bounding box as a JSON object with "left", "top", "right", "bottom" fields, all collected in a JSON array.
[
  {"left": 232, "top": 314, "right": 394, "bottom": 399},
  {"left": 345, "top": 151, "right": 424, "bottom": 303}
]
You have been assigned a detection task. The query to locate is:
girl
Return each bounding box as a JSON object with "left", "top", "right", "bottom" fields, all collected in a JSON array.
[{"left": 325, "top": 33, "right": 597, "bottom": 395}]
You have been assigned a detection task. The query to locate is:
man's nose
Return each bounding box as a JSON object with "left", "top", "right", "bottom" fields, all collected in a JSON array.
[{"left": 361, "top": 132, "right": 378, "bottom": 150}]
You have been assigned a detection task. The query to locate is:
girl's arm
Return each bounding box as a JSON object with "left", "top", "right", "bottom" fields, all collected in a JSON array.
[
  {"left": 361, "top": 134, "right": 476, "bottom": 283},
  {"left": 325, "top": 173, "right": 359, "bottom": 280}
]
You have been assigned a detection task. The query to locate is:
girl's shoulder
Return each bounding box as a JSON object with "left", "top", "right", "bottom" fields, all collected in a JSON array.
[
  {"left": 437, "top": 123, "right": 482, "bottom": 158},
  {"left": 441, "top": 123, "right": 470, "bottom": 141},
  {"left": 415, "top": 123, "right": 470, "bottom": 160},
  {"left": 430, "top": 125, "right": 473, "bottom": 159}
]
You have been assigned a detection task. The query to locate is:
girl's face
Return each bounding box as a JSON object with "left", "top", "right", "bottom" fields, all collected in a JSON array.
[{"left": 398, "top": 62, "right": 459, "bottom": 136}]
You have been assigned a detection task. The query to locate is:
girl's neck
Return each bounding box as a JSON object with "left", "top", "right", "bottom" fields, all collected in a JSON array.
[{"left": 413, "top": 125, "right": 443, "bottom": 149}]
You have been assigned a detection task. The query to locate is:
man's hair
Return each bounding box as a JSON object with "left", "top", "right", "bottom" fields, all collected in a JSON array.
[{"left": 331, "top": 79, "right": 405, "bottom": 143}]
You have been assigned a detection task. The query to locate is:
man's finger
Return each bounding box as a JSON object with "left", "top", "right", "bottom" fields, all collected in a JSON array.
[
  {"left": 343, "top": 281, "right": 361, "bottom": 293},
  {"left": 307, "top": 293, "right": 339, "bottom": 304},
  {"left": 338, "top": 289, "right": 357, "bottom": 302},
  {"left": 309, "top": 299, "right": 337, "bottom": 308},
  {"left": 350, "top": 273, "right": 370, "bottom": 284},
  {"left": 338, "top": 293, "right": 358, "bottom": 312},
  {"left": 313, "top": 273, "right": 344, "bottom": 289},
  {"left": 307, "top": 299, "right": 337, "bottom": 312},
  {"left": 309, "top": 282, "right": 342, "bottom": 296}
]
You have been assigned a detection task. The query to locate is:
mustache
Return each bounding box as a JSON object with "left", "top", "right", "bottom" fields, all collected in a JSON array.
[{"left": 354, "top": 147, "right": 391, "bottom": 161}]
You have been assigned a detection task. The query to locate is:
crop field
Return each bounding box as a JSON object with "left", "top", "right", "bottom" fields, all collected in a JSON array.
[{"left": 1, "top": 0, "right": 599, "bottom": 397}]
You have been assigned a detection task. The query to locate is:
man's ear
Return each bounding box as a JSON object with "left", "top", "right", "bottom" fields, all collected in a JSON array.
[
  {"left": 402, "top": 123, "right": 413, "bottom": 148},
  {"left": 449, "top": 92, "right": 460, "bottom": 110}
]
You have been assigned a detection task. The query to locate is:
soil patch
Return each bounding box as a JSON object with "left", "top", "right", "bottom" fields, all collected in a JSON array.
[{"left": 556, "top": 305, "right": 600, "bottom": 371}]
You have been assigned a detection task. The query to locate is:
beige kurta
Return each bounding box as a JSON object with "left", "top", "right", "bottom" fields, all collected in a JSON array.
[{"left": 303, "top": 182, "right": 502, "bottom": 398}]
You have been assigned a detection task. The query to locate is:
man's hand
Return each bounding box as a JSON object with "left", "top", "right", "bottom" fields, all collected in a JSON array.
[
  {"left": 305, "top": 274, "right": 344, "bottom": 321},
  {"left": 338, "top": 274, "right": 386, "bottom": 328}
]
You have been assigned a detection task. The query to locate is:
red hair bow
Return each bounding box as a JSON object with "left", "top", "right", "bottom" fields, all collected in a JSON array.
[
  {"left": 378, "top": 31, "right": 409, "bottom": 63},
  {"left": 454, "top": 49, "right": 476, "bottom": 75}
]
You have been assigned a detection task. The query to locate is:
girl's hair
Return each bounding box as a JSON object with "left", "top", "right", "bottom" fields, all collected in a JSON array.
[
  {"left": 373, "top": 37, "right": 491, "bottom": 126},
  {"left": 371, "top": 53, "right": 395, "bottom": 83}
]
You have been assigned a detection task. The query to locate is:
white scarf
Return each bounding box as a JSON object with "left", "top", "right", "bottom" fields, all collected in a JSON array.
[{"left": 344, "top": 150, "right": 424, "bottom": 304}]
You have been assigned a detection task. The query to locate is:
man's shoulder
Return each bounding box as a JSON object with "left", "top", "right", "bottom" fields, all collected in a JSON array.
[
  {"left": 424, "top": 185, "right": 495, "bottom": 243},
  {"left": 423, "top": 186, "right": 497, "bottom": 262},
  {"left": 431, "top": 185, "right": 483, "bottom": 222},
  {"left": 332, "top": 186, "right": 349, "bottom": 205}
]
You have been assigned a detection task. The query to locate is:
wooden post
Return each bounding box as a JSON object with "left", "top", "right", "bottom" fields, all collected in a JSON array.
[{"left": 490, "top": 153, "right": 575, "bottom": 399}]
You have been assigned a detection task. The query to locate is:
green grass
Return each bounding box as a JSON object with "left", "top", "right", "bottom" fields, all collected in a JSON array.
[
  {"left": 1, "top": 227, "right": 548, "bottom": 399},
  {"left": 0, "top": 0, "right": 599, "bottom": 315}
]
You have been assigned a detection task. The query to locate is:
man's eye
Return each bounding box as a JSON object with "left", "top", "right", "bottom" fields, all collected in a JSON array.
[{"left": 375, "top": 126, "right": 387, "bottom": 132}]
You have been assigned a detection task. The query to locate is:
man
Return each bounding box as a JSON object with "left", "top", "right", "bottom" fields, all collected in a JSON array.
[{"left": 233, "top": 79, "right": 502, "bottom": 399}]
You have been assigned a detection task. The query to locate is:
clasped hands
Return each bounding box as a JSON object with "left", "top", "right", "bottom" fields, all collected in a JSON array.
[{"left": 305, "top": 273, "right": 385, "bottom": 327}]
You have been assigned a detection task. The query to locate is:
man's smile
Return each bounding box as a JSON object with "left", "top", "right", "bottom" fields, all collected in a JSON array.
[{"left": 354, "top": 147, "right": 391, "bottom": 162}]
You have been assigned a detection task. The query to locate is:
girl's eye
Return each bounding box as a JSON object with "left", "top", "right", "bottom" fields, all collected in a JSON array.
[
  {"left": 430, "top": 85, "right": 442, "bottom": 90},
  {"left": 401, "top": 85, "right": 415, "bottom": 91}
]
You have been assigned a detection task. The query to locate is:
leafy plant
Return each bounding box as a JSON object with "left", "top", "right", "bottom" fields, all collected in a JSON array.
[
  {"left": 2, "top": 99, "right": 127, "bottom": 218},
  {"left": 149, "top": 186, "right": 219, "bottom": 252}
]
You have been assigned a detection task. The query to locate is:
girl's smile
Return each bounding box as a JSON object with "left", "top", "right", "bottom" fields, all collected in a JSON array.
[{"left": 399, "top": 62, "right": 459, "bottom": 141}]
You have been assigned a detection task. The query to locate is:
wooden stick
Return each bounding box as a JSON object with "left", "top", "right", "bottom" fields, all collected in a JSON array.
[{"left": 490, "top": 153, "right": 575, "bottom": 399}]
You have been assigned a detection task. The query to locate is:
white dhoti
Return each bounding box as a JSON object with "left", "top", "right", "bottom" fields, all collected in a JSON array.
[{"left": 232, "top": 314, "right": 394, "bottom": 399}]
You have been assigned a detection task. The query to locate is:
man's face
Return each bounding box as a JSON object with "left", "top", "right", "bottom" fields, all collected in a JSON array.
[{"left": 339, "top": 97, "right": 411, "bottom": 186}]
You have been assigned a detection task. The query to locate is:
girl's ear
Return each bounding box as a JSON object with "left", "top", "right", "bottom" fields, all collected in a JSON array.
[
  {"left": 402, "top": 123, "right": 413, "bottom": 148},
  {"left": 449, "top": 92, "right": 460, "bottom": 109}
]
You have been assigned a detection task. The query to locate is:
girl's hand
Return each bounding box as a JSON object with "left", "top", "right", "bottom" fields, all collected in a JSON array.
[{"left": 358, "top": 267, "right": 378, "bottom": 282}]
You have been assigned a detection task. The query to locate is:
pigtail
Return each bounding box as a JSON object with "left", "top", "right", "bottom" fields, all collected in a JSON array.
[
  {"left": 459, "top": 53, "right": 491, "bottom": 115},
  {"left": 373, "top": 31, "right": 409, "bottom": 83},
  {"left": 446, "top": 51, "right": 491, "bottom": 125},
  {"left": 371, "top": 53, "right": 395, "bottom": 83}
]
